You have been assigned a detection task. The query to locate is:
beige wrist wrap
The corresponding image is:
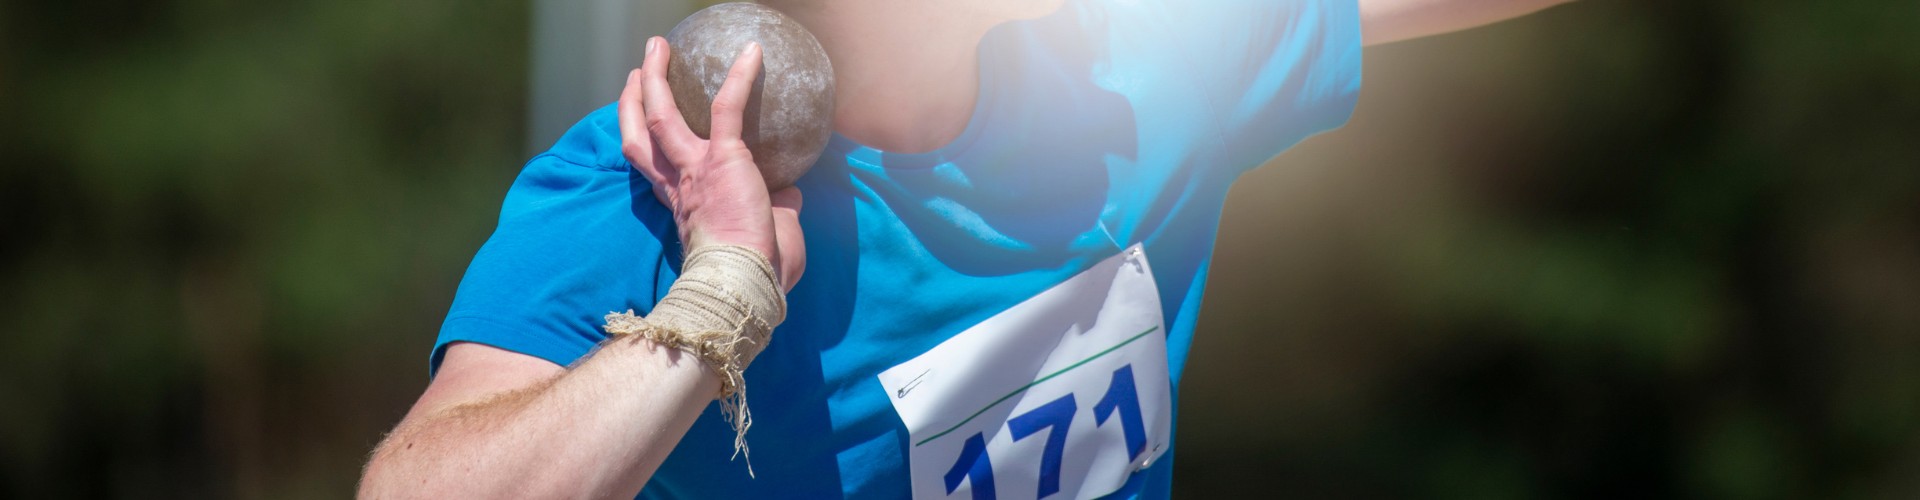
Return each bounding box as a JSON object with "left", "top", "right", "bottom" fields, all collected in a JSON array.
[{"left": 602, "top": 244, "right": 785, "bottom": 470}]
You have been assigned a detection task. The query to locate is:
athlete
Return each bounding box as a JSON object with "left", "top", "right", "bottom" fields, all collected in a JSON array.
[{"left": 360, "top": 0, "right": 1575, "bottom": 498}]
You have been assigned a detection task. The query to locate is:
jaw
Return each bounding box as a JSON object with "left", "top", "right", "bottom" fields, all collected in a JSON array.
[
  {"left": 759, "top": 0, "right": 1068, "bottom": 23},
  {"left": 753, "top": 0, "right": 1065, "bottom": 153},
  {"left": 979, "top": 0, "right": 1072, "bottom": 21}
]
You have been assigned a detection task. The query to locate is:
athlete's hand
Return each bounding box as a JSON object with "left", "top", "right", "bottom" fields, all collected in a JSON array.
[{"left": 619, "top": 37, "right": 806, "bottom": 292}]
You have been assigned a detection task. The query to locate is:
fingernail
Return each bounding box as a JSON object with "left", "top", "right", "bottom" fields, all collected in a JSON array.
[
  {"left": 745, "top": 41, "right": 760, "bottom": 56},
  {"left": 645, "top": 37, "right": 657, "bottom": 56},
  {"left": 627, "top": 69, "right": 639, "bottom": 85}
]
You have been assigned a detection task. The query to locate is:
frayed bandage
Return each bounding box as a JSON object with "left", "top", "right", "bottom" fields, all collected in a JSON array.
[{"left": 603, "top": 244, "right": 786, "bottom": 472}]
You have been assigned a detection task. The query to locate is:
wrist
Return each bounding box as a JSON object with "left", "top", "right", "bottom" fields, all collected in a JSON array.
[
  {"left": 604, "top": 334, "right": 725, "bottom": 395},
  {"left": 684, "top": 228, "right": 778, "bottom": 270},
  {"left": 601, "top": 244, "right": 785, "bottom": 469}
]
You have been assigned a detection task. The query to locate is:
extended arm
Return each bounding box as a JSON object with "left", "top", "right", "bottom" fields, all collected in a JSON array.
[{"left": 1360, "top": 0, "right": 1576, "bottom": 46}]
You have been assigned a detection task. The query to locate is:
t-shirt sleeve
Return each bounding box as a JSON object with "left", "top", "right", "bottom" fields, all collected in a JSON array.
[
  {"left": 430, "top": 132, "right": 678, "bottom": 376},
  {"left": 1135, "top": 0, "right": 1364, "bottom": 171}
]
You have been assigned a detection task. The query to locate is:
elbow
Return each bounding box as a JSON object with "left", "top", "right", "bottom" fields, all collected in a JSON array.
[
  {"left": 357, "top": 438, "right": 619, "bottom": 500},
  {"left": 357, "top": 455, "right": 505, "bottom": 500},
  {"left": 356, "top": 433, "right": 484, "bottom": 500},
  {"left": 357, "top": 444, "right": 430, "bottom": 500},
  {"left": 357, "top": 460, "right": 403, "bottom": 499}
]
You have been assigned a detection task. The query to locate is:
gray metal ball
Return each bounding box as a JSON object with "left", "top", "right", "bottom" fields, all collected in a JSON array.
[{"left": 666, "top": 2, "right": 835, "bottom": 192}]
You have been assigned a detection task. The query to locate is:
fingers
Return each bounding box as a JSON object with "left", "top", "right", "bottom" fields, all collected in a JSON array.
[
  {"left": 708, "top": 42, "right": 763, "bottom": 143},
  {"left": 769, "top": 187, "right": 805, "bottom": 292},
  {"left": 638, "top": 37, "right": 702, "bottom": 162},
  {"left": 617, "top": 69, "right": 650, "bottom": 164},
  {"left": 769, "top": 186, "right": 802, "bottom": 212},
  {"left": 618, "top": 69, "right": 675, "bottom": 203}
]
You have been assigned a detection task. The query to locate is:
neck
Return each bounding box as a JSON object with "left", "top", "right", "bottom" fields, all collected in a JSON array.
[{"left": 762, "top": 0, "right": 1001, "bottom": 153}]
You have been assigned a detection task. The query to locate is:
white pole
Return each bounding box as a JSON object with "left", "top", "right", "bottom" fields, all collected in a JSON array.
[{"left": 528, "top": 0, "right": 694, "bottom": 154}]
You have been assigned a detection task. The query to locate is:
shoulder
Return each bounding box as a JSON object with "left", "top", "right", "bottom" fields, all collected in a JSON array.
[
  {"left": 495, "top": 104, "right": 675, "bottom": 261},
  {"left": 435, "top": 105, "right": 680, "bottom": 372},
  {"left": 1067, "top": 0, "right": 1364, "bottom": 169},
  {"left": 539, "top": 103, "right": 634, "bottom": 173},
  {"left": 995, "top": 0, "right": 1361, "bottom": 112}
]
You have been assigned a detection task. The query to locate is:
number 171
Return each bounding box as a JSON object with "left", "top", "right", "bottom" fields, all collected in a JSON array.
[{"left": 943, "top": 365, "right": 1148, "bottom": 500}]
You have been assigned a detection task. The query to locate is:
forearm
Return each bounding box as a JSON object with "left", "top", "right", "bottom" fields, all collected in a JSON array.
[
  {"left": 1360, "top": 0, "right": 1575, "bottom": 46},
  {"left": 359, "top": 336, "right": 719, "bottom": 499}
]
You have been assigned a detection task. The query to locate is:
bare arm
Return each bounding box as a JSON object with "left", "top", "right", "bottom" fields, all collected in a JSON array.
[
  {"left": 359, "top": 341, "right": 719, "bottom": 499},
  {"left": 1360, "top": 0, "right": 1576, "bottom": 46},
  {"left": 360, "top": 37, "right": 807, "bottom": 499}
]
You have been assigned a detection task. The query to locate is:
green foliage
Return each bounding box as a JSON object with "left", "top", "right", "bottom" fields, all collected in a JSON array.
[
  {"left": 1185, "top": 0, "right": 1920, "bottom": 497},
  {"left": 3, "top": 0, "right": 527, "bottom": 497}
]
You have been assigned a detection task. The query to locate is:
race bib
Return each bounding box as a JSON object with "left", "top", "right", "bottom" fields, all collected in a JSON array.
[{"left": 878, "top": 245, "right": 1173, "bottom": 500}]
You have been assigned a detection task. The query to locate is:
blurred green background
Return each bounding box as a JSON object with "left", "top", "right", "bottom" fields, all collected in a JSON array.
[{"left": 3, "top": 0, "right": 1916, "bottom": 498}]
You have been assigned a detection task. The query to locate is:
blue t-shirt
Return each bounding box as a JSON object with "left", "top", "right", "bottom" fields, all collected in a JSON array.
[{"left": 435, "top": 0, "right": 1361, "bottom": 497}]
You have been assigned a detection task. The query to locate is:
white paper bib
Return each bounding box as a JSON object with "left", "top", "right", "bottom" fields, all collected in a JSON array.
[{"left": 878, "top": 244, "right": 1173, "bottom": 500}]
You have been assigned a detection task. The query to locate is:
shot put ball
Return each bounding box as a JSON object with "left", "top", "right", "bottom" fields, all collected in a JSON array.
[{"left": 666, "top": 2, "right": 835, "bottom": 192}]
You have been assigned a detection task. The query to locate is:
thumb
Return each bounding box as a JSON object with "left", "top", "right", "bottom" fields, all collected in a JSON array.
[{"left": 770, "top": 187, "right": 805, "bottom": 292}]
